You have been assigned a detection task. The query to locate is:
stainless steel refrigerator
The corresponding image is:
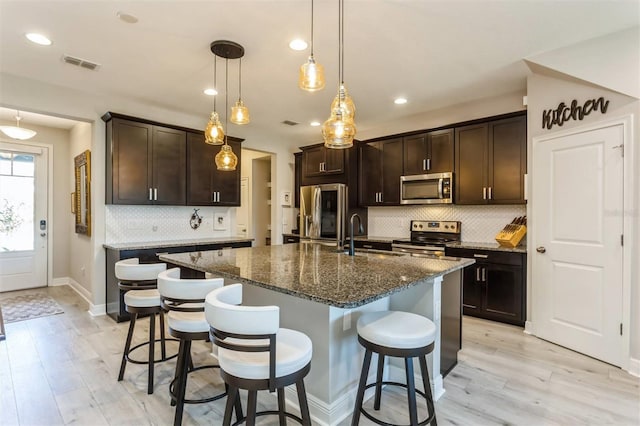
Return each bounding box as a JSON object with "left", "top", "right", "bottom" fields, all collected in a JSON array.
[{"left": 299, "top": 183, "right": 347, "bottom": 247}]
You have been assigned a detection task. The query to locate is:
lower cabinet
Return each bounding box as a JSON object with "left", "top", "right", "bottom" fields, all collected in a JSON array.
[
  {"left": 445, "top": 247, "right": 526, "bottom": 326},
  {"left": 105, "top": 241, "right": 252, "bottom": 322},
  {"left": 283, "top": 234, "right": 300, "bottom": 244}
]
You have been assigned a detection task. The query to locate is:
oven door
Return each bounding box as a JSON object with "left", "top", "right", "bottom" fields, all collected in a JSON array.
[
  {"left": 391, "top": 243, "right": 446, "bottom": 257},
  {"left": 400, "top": 172, "right": 452, "bottom": 205}
]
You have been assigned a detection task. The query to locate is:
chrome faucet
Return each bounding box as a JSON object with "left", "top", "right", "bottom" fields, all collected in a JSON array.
[{"left": 348, "top": 213, "right": 364, "bottom": 256}]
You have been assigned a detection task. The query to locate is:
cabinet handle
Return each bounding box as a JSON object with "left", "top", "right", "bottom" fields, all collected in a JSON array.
[
  {"left": 154, "top": 188, "right": 158, "bottom": 201},
  {"left": 488, "top": 186, "right": 492, "bottom": 200},
  {"left": 156, "top": 252, "right": 169, "bottom": 256},
  {"left": 482, "top": 267, "right": 486, "bottom": 282},
  {"left": 149, "top": 188, "right": 152, "bottom": 201},
  {"left": 426, "top": 158, "right": 431, "bottom": 171},
  {"left": 483, "top": 187, "right": 487, "bottom": 200},
  {"left": 362, "top": 244, "right": 373, "bottom": 249},
  {"left": 212, "top": 192, "right": 216, "bottom": 202},
  {"left": 422, "top": 159, "right": 426, "bottom": 171},
  {"left": 476, "top": 267, "right": 481, "bottom": 281},
  {"left": 473, "top": 254, "right": 489, "bottom": 259}
]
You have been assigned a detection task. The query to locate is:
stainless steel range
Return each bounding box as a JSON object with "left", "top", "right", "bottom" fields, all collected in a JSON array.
[{"left": 392, "top": 220, "right": 461, "bottom": 257}]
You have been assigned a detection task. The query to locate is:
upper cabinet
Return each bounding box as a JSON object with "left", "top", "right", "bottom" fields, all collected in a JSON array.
[
  {"left": 358, "top": 138, "right": 403, "bottom": 206},
  {"left": 105, "top": 115, "right": 186, "bottom": 205},
  {"left": 294, "top": 152, "right": 302, "bottom": 208},
  {"left": 403, "top": 129, "right": 454, "bottom": 175},
  {"left": 455, "top": 114, "right": 526, "bottom": 204},
  {"left": 302, "top": 144, "right": 345, "bottom": 178},
  {"left": 187, "top": 131, "right": 242, "bottom": 206}
]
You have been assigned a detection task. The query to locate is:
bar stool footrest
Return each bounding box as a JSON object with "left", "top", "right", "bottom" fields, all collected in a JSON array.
[
  {"left": 230, "top": 410, "right": 305, "bottom": 426},
  {"left": 169, "top": 364, "right": 227, "bottom": 404},
  {"left": 125, "top": 338, "right": 179, "bottom": 365},
  {"left": 359, "top": 381, "right": 434, "bottom": 426}
]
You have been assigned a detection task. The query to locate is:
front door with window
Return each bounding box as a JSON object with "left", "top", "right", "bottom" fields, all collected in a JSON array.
[{"left": 0, "top": 143, "right": 48, "bottom": 292}]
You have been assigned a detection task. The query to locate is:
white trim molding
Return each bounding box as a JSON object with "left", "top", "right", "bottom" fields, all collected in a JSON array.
[
  {"left": 628, "top": 358, "right": 640, "bottom": 378},
  {"left": 51, "top": 277, "right": 106, "bottom": 316}
]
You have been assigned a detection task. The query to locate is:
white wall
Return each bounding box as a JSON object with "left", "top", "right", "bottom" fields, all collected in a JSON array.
[{"left": 252, "top": 157, "right": 271, "bottom": 246}]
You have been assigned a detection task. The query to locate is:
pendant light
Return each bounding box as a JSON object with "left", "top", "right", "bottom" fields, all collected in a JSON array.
[
  {"left": 230, "top": 58, "right": 250, "bottom": 125},
  {"left": 204, "top": 55, "right": 224, "bottom": 145},
  {"left": 0, "top": 110, "right": 37, "bottom": 140},
  {"left": 299, "top": 0, "right": 325, "bottom": 91},
  {"left": 322, "top": 0, "right": 356, "bottom": 149},
  {"left": 211, "top": 41, "right": 243, "bottom": 171}
]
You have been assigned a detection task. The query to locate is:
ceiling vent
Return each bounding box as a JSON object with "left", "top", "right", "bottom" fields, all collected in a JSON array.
[
  {"left": 62, "top": 54, "right": 101, "bottom": 71},
  {"left": 282, "top": 120, "right": 299, "bottom": 126}
]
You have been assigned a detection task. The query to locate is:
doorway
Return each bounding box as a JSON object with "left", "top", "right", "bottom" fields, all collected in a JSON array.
[
  {"left": 531, "top": 119, "right": 627, "bottom": 367},
  {"left": 0, "top": 143, "right": 49, "bottom": 292},
  {"left": 237, "top": 148, "right": 273, "bottom": 247}
]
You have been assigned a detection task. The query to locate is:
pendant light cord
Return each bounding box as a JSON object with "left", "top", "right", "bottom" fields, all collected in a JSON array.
[
  {"left": 225, "top": 58, "right": 229, "bottom": 145},
  {"left": 238, "top": 58, "right": 243, "bottom": 101},
  {"left": 213, "top": 56, "right": 218, "bottom": 111},
  {"left": 310, "top": 0, "right": 315, "bottom": 56},
  {"left": 339, "top": 0, "right": 344, "bottom": 85}
]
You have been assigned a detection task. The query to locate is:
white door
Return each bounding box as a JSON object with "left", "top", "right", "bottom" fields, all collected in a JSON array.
[
  {"left": 0, "top": 143, "right": 48, "bottom": 292},
  {"left": 532, "top": 123, "right": 624, "bottom": 366},
  {"left": 236, "top": 177, "right": 250, "bottom": 238}
]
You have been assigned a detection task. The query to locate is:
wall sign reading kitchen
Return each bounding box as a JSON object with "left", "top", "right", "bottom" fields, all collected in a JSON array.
[{"left": 542, "top": 97, "right": 609, "bottom": 130}]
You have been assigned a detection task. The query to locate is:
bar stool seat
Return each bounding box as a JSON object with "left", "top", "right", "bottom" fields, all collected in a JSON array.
[
  {"left": 124, "top": 289, "right": 161, "bottom": 308},
  {"left": 352, "top": 310, "right": 437, "bottom": 426},
  {"left": 167, "top": 311, "right": 211, "bottom": 334}
]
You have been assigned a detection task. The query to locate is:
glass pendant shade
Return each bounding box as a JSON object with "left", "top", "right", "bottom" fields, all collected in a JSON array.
[
  {"left": 299, "top": 56, "right": 326, "bottom": 91},
  {"left": 215, "top": 143, "right": 238, "bottom": 171},
  {"left": 322, "top": 108, "right": 356, "bottom": 149},
  {"left": 330, "top": 84, "right": 355, "bottom": 121},
  {"left": 230, "top": 100, "right": 250, "bottom": 125},
  {"left": 204, "top": 112, "right": 225, "bottom": 145}
]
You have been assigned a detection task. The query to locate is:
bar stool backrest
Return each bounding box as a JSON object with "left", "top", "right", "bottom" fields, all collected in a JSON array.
[
  {"left": 157, "top": 267, "right": 224, "bottom": 312},
  {"left": 115, "top": 258, "right": 167, "bottom": 282}
]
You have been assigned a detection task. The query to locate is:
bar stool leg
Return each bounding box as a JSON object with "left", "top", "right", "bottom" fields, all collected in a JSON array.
[
  {"left": 351, "top": 348, "right": 372, "bottom": 426},
  {"left": 223, "top": 386, "right": 238, "bottom": 426},
  {"left": 160, "top": 310, "right": 167, "bottom": 360},
  {"left": 374, "top": 353, "right": 385, "bottom": 410},
  {"left": 173, "top": 339, "right": 191, "bottom": 426},
  {"left": 246, "top": 390, "right": 258, "bottom": 426},
  {"left": 419, "top": 355, "right": 437, "bottom": 426},
  {"left": 148, "top": 313, "right": 155, "bottom": 394},
  {"left": 296, "top": 379, "right": 311, "bottom": 426},
  {"left": 118, "top": 313, "right": 137, "bottom": 381},
  {"left": 277, "top": 387, "right": 286, "bottom": 426},
  {"left": 405, "top": 358, "right": 418, "bottom": 426}
]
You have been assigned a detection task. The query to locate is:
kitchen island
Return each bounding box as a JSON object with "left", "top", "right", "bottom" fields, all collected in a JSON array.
[{"left": 160, "top": 242, "right": 473, "bottom": 425}]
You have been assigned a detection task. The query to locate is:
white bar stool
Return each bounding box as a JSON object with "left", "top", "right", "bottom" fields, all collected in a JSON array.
[
  {"left": 115, "top": 258, "right": 177, "bottom": 395},
  {"left": 157, "top": 267, "right": 240, "bottom": 426},
  {"left": 351, "top": 311, "right": 437, "bottom": 426},
  {"left": 205, "top": 283, "right": 313, "bottom": 426}
]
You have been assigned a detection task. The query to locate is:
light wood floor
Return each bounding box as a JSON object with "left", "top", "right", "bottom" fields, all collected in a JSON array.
[{"left": 0, "top": 285, "right": 638, "bottom": 425}]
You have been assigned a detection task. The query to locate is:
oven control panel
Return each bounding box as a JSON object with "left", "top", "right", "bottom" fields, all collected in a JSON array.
[{"left": 411, "top": 220, "right": 460, "bottom": 234}]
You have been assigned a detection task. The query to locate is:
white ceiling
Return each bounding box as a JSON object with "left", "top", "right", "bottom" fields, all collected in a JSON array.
[{"left": 0, "top": 1, "right": 638, "bottom": 146}]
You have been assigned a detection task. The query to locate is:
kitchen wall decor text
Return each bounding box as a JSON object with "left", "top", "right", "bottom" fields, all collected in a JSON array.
[{"left": 542, "top": 97, "right": 609, "bottom": 130}]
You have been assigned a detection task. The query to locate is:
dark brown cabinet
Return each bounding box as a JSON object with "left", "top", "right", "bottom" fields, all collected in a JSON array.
[
  {"left": 445, "top": 247, "right": 526, "bottom": 326},
  {"left": 455, "top": 115, "right": 526, "bottom": 205},
  {"left": 403, "top": 129, "right": 454, "bottom": 175},
  {"left": 283, "top": 234, "right": 300, "bottom": 244},
  {"left": 105, "top": 116, "right": 186, "bottom": 205},
  {"left": 302, "top": 144, "right": 345, "bottom": 178},
  {"left": 294, "top": 152, "right": 302, "bottom": 208},
  {"left": 359, "top": 138, "right": 403, "bottom": 206},
  {"left": 187, "top": 131, "right": 242, "bottom": 206}
]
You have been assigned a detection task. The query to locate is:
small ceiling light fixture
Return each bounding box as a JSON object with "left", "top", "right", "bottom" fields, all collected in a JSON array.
[
  {"left": 204, "top": 54, "right": 224, "bottom": 145},
  {"left": 25, "top": 33, "right": 52, "bottom": 46},
  {"left": 116, "top": 11, "right": 138, "bottom": 24},
  {"left": 394, "top": 97, "right": 408, "bottom": 105},
  {"left": 322, "top": 0, "right": 356, "bottom": 149},
  {"left": 0, "top": 110, "right": 37, "bottom": 140},
  {"left": 210, "top": 40, "right": 246, "bottom": 171},
  {"left": 289, "top": 39, "right": 308, "bottom": 51},
  {"left": 310, "top": 121, "right": 321, "bottom": 127},
  {"left": 204, "top": 88, "right": 217, "bottom": 96},
  {"left": 230, "top": 57, "right": 250, "bottom": 125},
  {"left": 299, "top": 0, "right": 325, "bottom": 92}
]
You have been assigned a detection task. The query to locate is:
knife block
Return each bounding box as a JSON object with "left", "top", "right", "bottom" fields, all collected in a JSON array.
[{"left": 495, "top": 224, "right": 527, "bottom": 248}]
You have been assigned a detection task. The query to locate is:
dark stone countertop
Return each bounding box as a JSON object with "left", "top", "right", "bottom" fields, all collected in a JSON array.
[
  {"left": 159, "top": 242, "right": 474, "bottom": 308},
  {"left": 445, "top": 241, "right": 527, "bottom": 254},
  {"left": 103, "top": 237, "right": 254, "bottom": 251}
]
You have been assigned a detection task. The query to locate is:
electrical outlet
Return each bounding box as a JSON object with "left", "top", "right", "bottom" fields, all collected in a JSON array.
[
  {"left": 343, "top": 310, "right": 352, "bottom": 331},
  {"left": 152, "top": 225, "right": 158, "bottom": 232}
]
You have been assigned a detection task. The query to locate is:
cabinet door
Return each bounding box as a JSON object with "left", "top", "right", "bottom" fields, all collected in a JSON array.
[
  {"left": 294, "top": 152, "right": 302, "bottom": 208},
  {"left": 462, "top": 264, "right": 484, "bottom": 316},
  {"left": 111, "top": 118, "right": 153, "bottom": 204},
  {"left": 488, "top": 115, "right": 527, "bottom": 204},
  {"left": 152, "top": 126, "right": 186, "bottom": 205},
  {"left": 484, "top": 263, "right": 524, "bottom": 325},
  {"left": 455, "top": 123, "right": 488, "bottom": 204},
  {"left": 428, "top": 129, "right": 454, "bottom": 173},
  {"left": 186, "top": 132, "right": 215, "bottom": 205},
  {"left": 380, "top": 138, "right": 403, "bottom": 205},
  {"left": 303, "top": 146, "right": 325, "bottom": 177},
  {"left": 212, "top": 140, "right": 242, "bottom": 206},
  {"left": 358, "top": 142, "right": 382, "bottom": 206},
  {"left": 324, "top": 147, "right": 345, "bottom": 174},
  {"left": 403, "top": 133, "right": 428, "bottom": 176}
]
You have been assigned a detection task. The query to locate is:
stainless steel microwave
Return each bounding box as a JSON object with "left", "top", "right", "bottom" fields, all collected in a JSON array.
[{"left": 400, "top": 172, "right": 453, "bottom": 204}]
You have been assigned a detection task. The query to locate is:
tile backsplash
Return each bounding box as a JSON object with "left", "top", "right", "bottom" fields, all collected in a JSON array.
[
  {"left": 105, "top": 205, "right": 236, "bottom": 244},
  {"left": 367, "top": 204, "right": 527, "bottom": 243}
]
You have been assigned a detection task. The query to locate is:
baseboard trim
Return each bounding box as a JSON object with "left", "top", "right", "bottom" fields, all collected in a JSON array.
[
  {"left": 51, "top": 277, "right": 106, "bottom": 316},
  {"left": 628, "top": 357, "right": 640, "bottom": 377},
  {"left": 524, "top": 320, "right": 534, "bottom": 335}
]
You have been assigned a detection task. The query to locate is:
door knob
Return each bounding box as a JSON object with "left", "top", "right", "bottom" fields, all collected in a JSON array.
[
  {"left": 536, "top": 246, "right": 546, "bottom": 253},
  {"left": 40, "top": 232, "right": 47, "bottom": 237}
]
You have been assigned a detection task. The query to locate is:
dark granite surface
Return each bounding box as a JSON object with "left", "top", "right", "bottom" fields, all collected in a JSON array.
[
  {"left": 445, "top": 241, "right": 527, "bottom": 254},
  {"left": 103, "top": 237, "right": 254, "bottom": 251},
  {"left": 159, "top": 242, "right": 474, "bottom": 308}
]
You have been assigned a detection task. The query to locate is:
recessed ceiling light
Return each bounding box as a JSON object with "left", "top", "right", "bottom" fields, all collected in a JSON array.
[
  {"left": 289, "top": 39, "right": 308, "bottom": 51},
  {"left": 117, "top": 11, "right": 139, "bottom": 24},
  {"left": 25, "top": 33, "right": 52, "bottom": 46},
  {"left": 394, "top": 97, "right": 408, "bottom": 105},
  {"left": 204, "top": 88, "right": 218, "bottom": 96},
  {"left": 310, "top": 121, "right": 321, "bottom": 127}
]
